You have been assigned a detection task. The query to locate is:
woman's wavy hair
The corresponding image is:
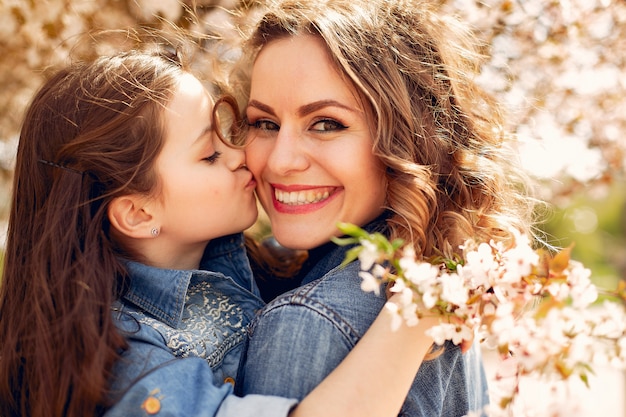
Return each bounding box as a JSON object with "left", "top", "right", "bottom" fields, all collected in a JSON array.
[
  {"left": 0, "top": 50, "right": 189, "bottom": 417},
  {"left": 237, "top": 0, "right": 539, "bottom": 257}
]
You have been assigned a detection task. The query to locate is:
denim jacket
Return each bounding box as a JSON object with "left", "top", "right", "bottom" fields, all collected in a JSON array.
[
  {"left": 105, "top": 233, "right": 297, "bottom": 417},
  {"left": 238, "top": 220, "right": 489, "bottom": 416}
]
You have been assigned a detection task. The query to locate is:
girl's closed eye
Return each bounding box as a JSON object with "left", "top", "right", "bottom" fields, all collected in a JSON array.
[{"left": 203, "top": 151, "right": 222, "bottom": 164}]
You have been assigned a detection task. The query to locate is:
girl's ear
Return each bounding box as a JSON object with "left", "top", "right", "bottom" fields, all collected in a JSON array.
[{"left": 108, "top": 195, "right": 155, "bottom": 239}]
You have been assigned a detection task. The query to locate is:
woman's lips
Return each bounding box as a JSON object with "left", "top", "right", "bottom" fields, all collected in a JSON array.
[
  {"left": 274, "top": 187, "right": 334, "bottom": 205},
  {"left": 270, "top": 185, "right": 340, "bottom": 213}
]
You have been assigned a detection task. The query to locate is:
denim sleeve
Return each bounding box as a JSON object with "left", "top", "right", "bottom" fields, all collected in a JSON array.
[
  {"left": 238, "top": 301, "right": 354, "bottom": 400},
  {"left": 236, "top": 295, "right": 490, "bottom": 417},
  {"left": 105, "top": 355, "right": 297, "bottom": 417}
]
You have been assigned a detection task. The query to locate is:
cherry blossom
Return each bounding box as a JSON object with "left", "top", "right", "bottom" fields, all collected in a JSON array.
[{"left": 335, "top": 222, "right": 626, "bottom": 416}]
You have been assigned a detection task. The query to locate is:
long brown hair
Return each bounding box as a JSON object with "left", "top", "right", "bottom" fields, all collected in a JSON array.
[
  {"left": 237, "top": 0, "right": 538, "bottom": 257},
  {"left": 0, "top": 50, "right": 188, "bottom": 417}
]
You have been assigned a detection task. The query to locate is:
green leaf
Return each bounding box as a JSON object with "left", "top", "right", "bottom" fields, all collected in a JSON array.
[
  {"left": 390, "top": 238, "right": 405, "bottom": 251},
  {"left": 336, "top": 222, "right": 370, "bottom": 239},
  {"left": 368, "top": 232, "right": 392, "bottom": 252},
  {"left": 579, "top": 372, "right": 590, "bottom": 388},
  {"left": 331, "top": 236, "right": 359, "bottom": 247},
  {"left": 338, "top": 246, "right": 363, "bottom": 268}
]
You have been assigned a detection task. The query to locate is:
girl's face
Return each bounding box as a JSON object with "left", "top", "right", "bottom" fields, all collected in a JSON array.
[
  {"left": 245, "top": 35, "right": 387, "bottom": 250},
  {"left": 153, "top": 73, "right": 258, "bottom": 268}
]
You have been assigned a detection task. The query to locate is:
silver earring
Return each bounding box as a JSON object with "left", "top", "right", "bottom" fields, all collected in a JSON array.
[{"left": 151, "top": 227, "right": 160, "bottom": 237}]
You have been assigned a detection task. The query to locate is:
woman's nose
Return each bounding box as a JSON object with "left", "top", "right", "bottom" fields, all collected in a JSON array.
[{"left": 265, "top": 128, "right": 309, "bottom": 175}]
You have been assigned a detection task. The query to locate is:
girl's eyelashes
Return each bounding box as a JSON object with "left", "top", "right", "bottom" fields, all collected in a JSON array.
[{"left": 203, "top": 151, "right": 222, "bottom": 164}]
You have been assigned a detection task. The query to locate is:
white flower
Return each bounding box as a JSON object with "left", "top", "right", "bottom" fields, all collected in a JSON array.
[
  {"left": 384, "top": 302, "right": 403, "bottom": 332},
  {"left": 483, "top": 302, "right": 497, "bottom": 317},
  {"left": 591, "top": 302, "right": 626, "bottom": 339},
  {"left": 546, "top": 282, "right": 570, "bottom": 301},
  {"left": 358, "top": 271, "right": 380, "bottom": 296},
  {"left": 389, "top": 277, "right": 406, "bottom": 293},
  {"left": 426, "top": 322, "right": 473, "bottom": 346},
  {"left": 440, "top": 272, "right": 469, "bottom": 306},
  {"left": 426, "top": 323, "right": 457, "bottom": 345},
  {"left": 567, "top": 262, "right": 597, "bottom": 308},
  {"left": 421, "top": 284, "right": 439, "bottom": 310},
  {"left": 401, "top": 303, "right": 420, "bottom": 327},
  {"left": 401, "top": 259, "right": 440, "bottom": 287},
  {"left": 398, "top": 286, "right": 414, "bottom": 307},
  {"left": 464, "top": 242, "right": 498, "bottom": 286},
  {"left": 358, "top": 239, "right": 380, "bottom": 271},
  {"left": 500, "top": 236, "right": 539, "bottom": 283},
  {"left": 456, "top": 263, "right": 488, "bottom": 289},
  {"left": 371, "top": 264, "right": 388, "bottom": 280},
  {"left": 400, "top": 245, "right": 417, "bottom": 263}
]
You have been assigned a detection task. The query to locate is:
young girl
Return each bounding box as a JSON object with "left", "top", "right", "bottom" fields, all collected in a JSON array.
[{"left": 0, "top": 49, "right": 442, "bottom": 417}]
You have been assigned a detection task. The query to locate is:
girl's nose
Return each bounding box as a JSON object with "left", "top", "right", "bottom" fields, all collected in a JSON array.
[{"left": 220, "top": 141, "right": 247, "bottom": 171}]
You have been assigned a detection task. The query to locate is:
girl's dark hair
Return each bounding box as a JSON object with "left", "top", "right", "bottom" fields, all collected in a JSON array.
[{"left": 0, "top": 50, "right": 187, "bottom": 417}]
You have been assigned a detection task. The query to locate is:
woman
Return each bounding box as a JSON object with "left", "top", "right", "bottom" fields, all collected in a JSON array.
[{"left": 235, "top": 0, "right": 537, "bottom": 415}]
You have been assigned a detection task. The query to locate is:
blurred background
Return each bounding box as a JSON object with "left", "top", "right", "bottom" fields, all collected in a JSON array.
[{"left": 0, "top": 0, "right": 624, "bottom": 415}]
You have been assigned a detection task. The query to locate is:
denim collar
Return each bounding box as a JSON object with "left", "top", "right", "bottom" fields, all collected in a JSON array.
[
  {"left": 121, "top": 234, "right": 247, "bottom": 329},
  {"left": 122, "top": 261, "right": 193, "bottom": 329}
]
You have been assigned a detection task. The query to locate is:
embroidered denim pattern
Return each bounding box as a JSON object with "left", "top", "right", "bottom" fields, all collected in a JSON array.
[{"left": 127, "top": 279, "right": 247, "bottom": 366}]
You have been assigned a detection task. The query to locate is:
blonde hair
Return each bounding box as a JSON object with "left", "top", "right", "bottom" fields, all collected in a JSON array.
[{"left": 237, "top": 0, "right": 538, "bottom": 257}]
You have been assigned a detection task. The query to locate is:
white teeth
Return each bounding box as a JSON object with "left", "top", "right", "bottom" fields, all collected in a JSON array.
[{"left": 275, "top": 188, "right": 332, "bottom": 205}]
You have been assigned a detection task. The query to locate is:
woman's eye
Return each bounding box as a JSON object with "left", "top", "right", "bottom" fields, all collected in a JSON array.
[
  {"left": 311, "top": 119, "right": 347, "bottom": 132},
  {"left": 203, "top": 151, "right": 222, "bottom": 164},
  {"left": 248, "top": 119, "right": 279, "bottom": 132}
]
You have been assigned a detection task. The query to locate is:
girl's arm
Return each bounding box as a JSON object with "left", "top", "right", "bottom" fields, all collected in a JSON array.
[{"left": 291, "top": 297, "right": 441, "bottom": 417}]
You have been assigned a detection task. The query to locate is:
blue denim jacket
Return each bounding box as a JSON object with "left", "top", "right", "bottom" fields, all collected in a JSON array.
[
  {"left": 238, "top": 221, "right": 489, "bottom": 416},
  {"left": 105, "top": 233, "right": 297, "bottom": 417}
]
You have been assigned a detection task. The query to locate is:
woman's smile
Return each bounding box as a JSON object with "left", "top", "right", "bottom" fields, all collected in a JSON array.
[{"left": 273, "top": 185, "right": 336, "bottom": 205}]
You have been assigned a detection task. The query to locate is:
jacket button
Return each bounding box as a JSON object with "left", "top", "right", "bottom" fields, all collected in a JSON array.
[
  {"left": 224, "top": 376, "right": 235, "bottom": 386},
  {"left": 142, "top": 396, "right": 161, "bottom": 414}
]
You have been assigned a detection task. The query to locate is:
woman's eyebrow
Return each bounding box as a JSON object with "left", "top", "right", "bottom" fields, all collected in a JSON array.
[
  {"left": 247, "top": 99, "right": 275, "bottom": 115},
  {"left": 297, "top": 99, "right": 357, "bottom": 116},
  {"left": 247, "top": 99, "right": 358, "bottom": 117}
]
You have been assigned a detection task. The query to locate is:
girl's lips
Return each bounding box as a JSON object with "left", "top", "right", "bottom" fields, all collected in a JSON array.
[
  {"left": 243, "top": 170, "right": 257, "bottom": 189},
  {"left": 270, "top": 184, "right": 340, "bottom": 214}
]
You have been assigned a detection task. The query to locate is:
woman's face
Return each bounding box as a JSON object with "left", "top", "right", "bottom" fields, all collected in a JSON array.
[{"left": 245, "top": 35, "right": 387, "bottom": 250}]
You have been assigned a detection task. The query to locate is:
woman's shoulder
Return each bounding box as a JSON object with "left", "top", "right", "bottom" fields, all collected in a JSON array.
[
  {"left": 254, "top": 261, "right": 386, "bottom": 341},
  {"left": 266, "top": 260, "right": 376, "bottom": 303}
]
